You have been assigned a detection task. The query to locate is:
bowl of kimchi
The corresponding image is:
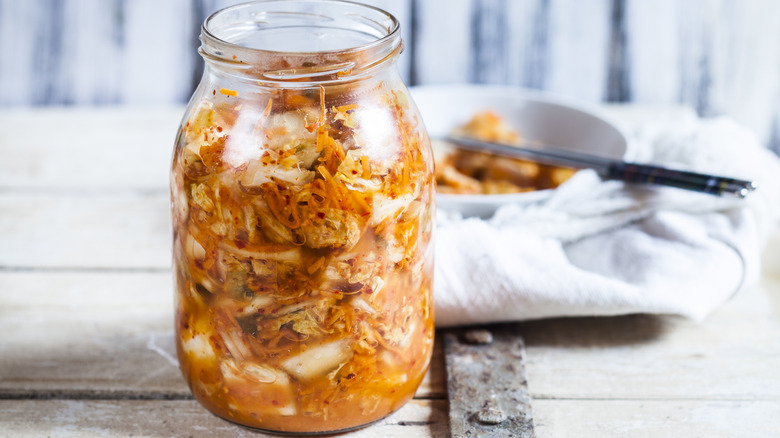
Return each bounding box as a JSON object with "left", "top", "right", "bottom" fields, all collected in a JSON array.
[{"left": 411, "top": 85, "right": 631, "bottom": 218}]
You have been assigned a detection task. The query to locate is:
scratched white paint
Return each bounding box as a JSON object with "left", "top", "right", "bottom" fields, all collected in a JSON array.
[
  {"left": 61, "top": 0, "right": 124, "bottom": 105},
  {"left": 0, "top": 2, "right": 38, "bottom": 105},
  {"left": 411, "top": 0, "right": 473, "bottom": 84},
  {"left": 544, "top": 0, "right": 611, "bottom": 102},
  {"left": 713, "top": 0, "right": 780, "bottom": 149},
  {"left": 121, "top": 0, "right": 197, "bottom": 105},
  {"left": 625, "top": 0, "right": 681, "bottom": 104},
  {"left": 359, "top": 0, "right": 413, "bottom": 83},
  {"left": 0, "top": 0, "right": 779, "bottom": 150}
]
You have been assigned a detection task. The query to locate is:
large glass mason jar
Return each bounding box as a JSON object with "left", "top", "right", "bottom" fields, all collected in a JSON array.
[{"left": 170, "top": 1, "right": 435, "bottom": 434}]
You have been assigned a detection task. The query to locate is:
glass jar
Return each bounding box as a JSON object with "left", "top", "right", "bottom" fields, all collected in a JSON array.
[{"left": 170, "top": 1, "right": 435, "bottom": 434}]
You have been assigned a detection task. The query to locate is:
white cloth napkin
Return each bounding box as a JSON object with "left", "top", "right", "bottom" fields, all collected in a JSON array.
[{"left": 434, "top": 109, "right": 780, "bottom": 327}]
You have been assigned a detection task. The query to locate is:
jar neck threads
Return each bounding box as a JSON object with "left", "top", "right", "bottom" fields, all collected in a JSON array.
[{"left": 199, "top": 0, "right": 402, "bottom": 86}]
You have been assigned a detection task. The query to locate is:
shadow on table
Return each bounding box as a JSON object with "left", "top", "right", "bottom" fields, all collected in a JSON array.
[{"left": 459, "top": 314, "right": 672, "bottom": 348}]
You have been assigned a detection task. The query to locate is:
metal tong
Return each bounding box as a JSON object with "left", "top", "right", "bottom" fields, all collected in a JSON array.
[{"left": 444, "top": 136, "right": 758, "bottom": 198}]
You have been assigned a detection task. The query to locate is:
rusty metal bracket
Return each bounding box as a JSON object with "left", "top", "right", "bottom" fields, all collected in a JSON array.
[{"left": 443, "top": 326, "right": 535, "bottom": 437}]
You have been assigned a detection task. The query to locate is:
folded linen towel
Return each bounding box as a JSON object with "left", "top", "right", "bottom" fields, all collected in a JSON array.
[{"left": 434, "top": 109, "right": 780, "bottom": 327}]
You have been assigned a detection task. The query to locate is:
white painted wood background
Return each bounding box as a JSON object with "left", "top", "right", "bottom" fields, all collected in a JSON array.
[{"left": 1, "top": 0, "right": 779, "bottom": 152}]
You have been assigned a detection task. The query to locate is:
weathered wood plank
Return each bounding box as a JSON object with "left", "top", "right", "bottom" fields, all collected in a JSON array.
[
  {"left": 1, "top": 269, "right": 778, "bottom": 402},
  {"left": 0, "top": 272, "right": 445, "bottom": 399},
  {"left": 624, "top": 0, "right": 681, "bottom": 104},
  {"left": 120, "top": 0, "right": 199, "bottom": 105},
  {"left": 542, "top": 0, "right": 611, "bottom": 102},
  {"left": 0, "top": 0, "right": 413, "bottom": 107},
  {"left": 625, "top": 0, "right": 780, "bottom": 148},
  {"left": 0, "top": 272, "right": 184, "bottom": 396},
  {"left": 54, "top": 0, "right": 125, "bottom": 105},
  {"left": 0, "top": 399, "right": 449, "bottom": 438},
  {"left": 762, "top": 228, "right": 780, "bottom": 316},
  {"left": 358, "top": 0, "right": 413, "bottom": 84},
  {"left": 410, "top": 0, "right": 473, "bottom": 84},
  {"left": 0, "top": 0, "right": 198, "bottom": 106},
  {"left": 0, "top": 193, "right": 171, "bottom": 269},
  {"left": 0, "top": 107, "right": 181, "bottom": 190},
  {"left": 518, "top": 281, "right": 780, "bottom": 401},
  {"left": 3, "top": 397, "right": 778, "bottom": 437},
  {"left": 3, "top": 0, "right": 780, "bottom": 148},
  {"left": 0, "top": 1, "right": 39, "bottom": 105},
  {"left": 533, "top": 399, "right": 780, "bottom": 437}
]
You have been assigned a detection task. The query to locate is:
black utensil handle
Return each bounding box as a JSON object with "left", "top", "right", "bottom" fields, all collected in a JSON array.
[{"left": 607, "top": 162, "right": 754, "bottom": 197}]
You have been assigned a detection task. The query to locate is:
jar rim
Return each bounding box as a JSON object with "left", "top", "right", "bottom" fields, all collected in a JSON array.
[{"left": 199, "top": 0, "right": 402, "bottom": 84}]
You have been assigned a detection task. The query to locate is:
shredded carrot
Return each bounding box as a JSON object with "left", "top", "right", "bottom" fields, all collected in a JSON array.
[
  {"left": 317, "top": 165, "right": 338, "bottom": 191},
  {"left": 360, "top": 156, "right": 371, "bottom": 179},
  {"left": 219, "top": 88, "right": 238, "bottom": 97},
  {"left": 315, "top": 126, "right": 346, "bottom": 174},
  {"left": 317, "top": 165, "right": 352, "bottom": 209},
  {"left": 392, "top": 103, "right": 416, "bottom": 187},
  {"left": 316, "top": 165, "right": 333, "bottom": 182},
  {"left": 284, "top": 93, "right": 311, "bottom": 108},
  {"left": 350, "top": 191, "right": 371, "bottom": 214},
  {"left": 335, "top": 104, "right": 359, "bottom": 113},
  {"left": 332, "top": 139, "right": 346, "bottom": 163},
  {"left": 315, "top": 126, "right": 327, "bottom": 153},
  {"left": 307, "top": 256, "right": 326, "bottom": 274},
  {"left": 262, "top": 183, "right": 301, "bottom": 229},
  {"left": 308, "top": 180, "right": 331, "bottom": 210}
]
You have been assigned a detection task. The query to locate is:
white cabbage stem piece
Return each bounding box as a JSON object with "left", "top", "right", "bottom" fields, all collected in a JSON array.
[{"left": 280, "top": 338, "right": 353, "bottom": 382}]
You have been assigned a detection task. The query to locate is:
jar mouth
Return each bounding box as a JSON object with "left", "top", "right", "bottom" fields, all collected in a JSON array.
[{"left": 200, "top": 0, "right": 402, "bottom": 84}]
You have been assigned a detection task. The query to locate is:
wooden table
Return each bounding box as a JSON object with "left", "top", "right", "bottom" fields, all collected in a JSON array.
[{"left": 1, "top": 107, "right": 779, "bottom": 437}]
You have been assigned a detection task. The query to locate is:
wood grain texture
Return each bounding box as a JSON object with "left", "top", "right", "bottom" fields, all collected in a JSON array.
[
  {"left": 0, "top": 107, "right": 181, "bottom": 191},
  {"left": 0, "top": 399, "right": 450, "bottom": 438},
  {"left": 0, "top": 193, "right": 171, "bottom": 269},
  {"left": 1, "top": 0, "right": 779, "bottom": 151},
  {"left": 0, "top": 0, "right": 197, "bottom": 106},
  {"left": 410, "top": 0, "right": 473, "bottom": 84},
  {"left": 519, "top": 285, "right": 780, "bottom": 401},
  {"left": 3, "top": 398, "right": 776, "bottom": 437},
  {"left": 0, "top": 272, "right": 184, "bottom": 397},
  {"left": 762, "top": 230, "right": 780, "bottom": 317},
  {"left": 625, "top": 0, "right": 780, "bottom": 153},
  {"left": 543, "top": 0, "right": 611, "bottom": 102},
  {"left": 533, "top": 399, "right": 780, "bottom": 438}
]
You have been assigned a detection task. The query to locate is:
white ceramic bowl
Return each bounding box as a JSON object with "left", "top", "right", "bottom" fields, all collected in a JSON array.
[{"left": 410, "top": 85, "right": 630, "bottom": 218}]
